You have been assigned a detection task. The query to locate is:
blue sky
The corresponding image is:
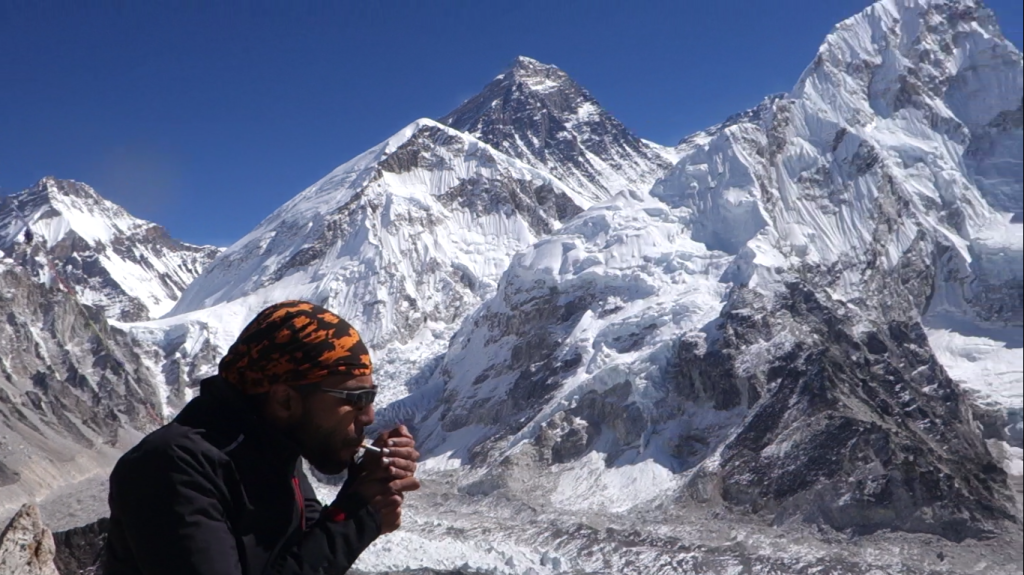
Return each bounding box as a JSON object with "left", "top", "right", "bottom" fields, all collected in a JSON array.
[{"left": 2, "top": 1, "right": 1022, "bottom": 247}]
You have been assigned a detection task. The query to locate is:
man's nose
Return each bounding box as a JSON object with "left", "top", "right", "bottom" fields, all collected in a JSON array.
[{"left": 357, "top": 404, "right": 375, "bottom": 427}]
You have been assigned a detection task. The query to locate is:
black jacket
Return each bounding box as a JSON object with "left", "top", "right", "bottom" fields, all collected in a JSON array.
[{"left": 103, "top": 376, "right": 381, "bottom": 575}]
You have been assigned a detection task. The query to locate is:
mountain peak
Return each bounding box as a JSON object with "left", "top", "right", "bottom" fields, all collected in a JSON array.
[
  {"left": 512, "top": 55, "right": 546, "bottom": 68},
  {"left": 500, "top": 56, "right": 573, "bottom": 93},
  {"left": 0, "top": 178, "right": 220, "bottom": 322},
  {"left": 788, "top": 0, "right": 1022, "bottom": 214},
  {"left": 441, "top": 58, "right": 674, "bottom": 203},
  {"left": 24, "top": 176, "right": 103, "bottom": 207},
  {"left": 509, "top": 55, "right": 555, "bottom": 73},
  {"left": 4, "top": 178, "right": 143, "bottom": 248},
  {"left": 795, "top": 0, "right": 1019, "bottom": 121}
]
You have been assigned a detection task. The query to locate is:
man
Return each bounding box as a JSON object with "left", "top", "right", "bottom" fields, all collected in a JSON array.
[{"left": 103, "top": 301, "right": 419, "bottom": 574}]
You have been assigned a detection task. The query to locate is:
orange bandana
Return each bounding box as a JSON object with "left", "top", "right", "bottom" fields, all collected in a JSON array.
[{"left": 218, "top": 301, "right": 372, "bottom": 394}]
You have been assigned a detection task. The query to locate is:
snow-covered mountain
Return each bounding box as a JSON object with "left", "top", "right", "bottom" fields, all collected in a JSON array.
[
  {"left": 3, "top": 0, "right": 1023, "bottom": 572},
  {"left": 140, "top": 119, "right": 588, "bottom": 407},
  {"left": 386, "top": 0, "right": 1023, "bottom": 549},
  {"left": 0, "top": 177, "right": 220, "bottom": 322},
  {"left": 442, "top": 56, "right": 678, "bottom": 205}
]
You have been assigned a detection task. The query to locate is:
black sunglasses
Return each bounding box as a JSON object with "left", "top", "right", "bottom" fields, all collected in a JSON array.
[{"left": 315, "top": 386, "right": 377, "bottom": 409}]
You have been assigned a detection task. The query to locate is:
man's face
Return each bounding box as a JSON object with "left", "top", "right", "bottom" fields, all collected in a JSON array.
[{"left": 289, "top": 374, "right": 376, "bottom": 475}]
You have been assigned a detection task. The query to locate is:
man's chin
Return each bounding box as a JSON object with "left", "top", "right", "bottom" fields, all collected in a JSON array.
[
  {"left": 309, "top": 458, "right": 346, "bottom": 472},
  {"left": 310, "top": 459, "right": 350, "bottom": 476}
]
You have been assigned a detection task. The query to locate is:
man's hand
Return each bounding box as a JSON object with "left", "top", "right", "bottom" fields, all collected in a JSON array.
[
  {"left": 373, "top": 425, "right": 419, "bottom": 493},
  {"left": 343, "top": 475, "right": 404, "bottom": 533},
  {"left": 343, "top": 425, "right": 420, "bottom": 534}
]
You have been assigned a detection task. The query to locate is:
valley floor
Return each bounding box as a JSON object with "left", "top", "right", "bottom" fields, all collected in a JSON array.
[
  {"left": 0, "top": 472, "right": 110, "bottom": 534},
  {"left": 5, "top": 455, "right": 1022, "bottom": 574},
  {"left": 323, "top": 473, "right": 1024, "bottom": 575}
]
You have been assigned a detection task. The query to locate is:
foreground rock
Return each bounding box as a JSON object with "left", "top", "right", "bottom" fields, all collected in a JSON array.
[{"left": 0, "top": 504, "right": 59, "bottom": 575}]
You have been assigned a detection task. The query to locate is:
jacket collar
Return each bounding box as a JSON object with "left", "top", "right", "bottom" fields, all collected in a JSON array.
[{"left": 191, "top": 375, "right": 304, "bottom": 474}]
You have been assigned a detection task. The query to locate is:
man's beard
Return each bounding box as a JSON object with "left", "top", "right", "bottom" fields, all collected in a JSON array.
[{"left": 292, "top": 418, "right": 362, "bottom": 475}]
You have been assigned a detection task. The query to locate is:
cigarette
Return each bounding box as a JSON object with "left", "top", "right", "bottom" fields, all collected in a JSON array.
[{"left": 361, "top": 442, "right": 382, "bottom": 454}]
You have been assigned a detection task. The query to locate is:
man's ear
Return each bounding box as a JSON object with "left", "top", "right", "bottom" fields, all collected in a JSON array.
[{"left": 262, "top": 384, "right": 303, "bottom": 426}]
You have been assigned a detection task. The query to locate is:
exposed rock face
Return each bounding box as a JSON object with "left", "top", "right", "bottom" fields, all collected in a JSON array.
[
  {"left": 677, "top": 93, "right": 787, "bottom": 150},
  {"left": 698, "top": 282, "right": 1017, "bottom": 541},
  {"left": 52, "top": 518, "right": 108, "bottom": 575},
  {"left": 1011, "top": 411, "right": 1024, "bottom": 448},
  {"left": 0, "top": 504, "right": 59, "bottom": 575},
  {"left": 964, "top": 96, "right": 1023, "bottom": 215},
  {"left": 419, "top": 248, "right": 1019, "bottom": 540}
]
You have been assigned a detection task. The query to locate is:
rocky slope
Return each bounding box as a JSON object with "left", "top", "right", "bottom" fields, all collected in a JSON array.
[{"left": 0, "top": 255, "right": 160, "bottom": 526}]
